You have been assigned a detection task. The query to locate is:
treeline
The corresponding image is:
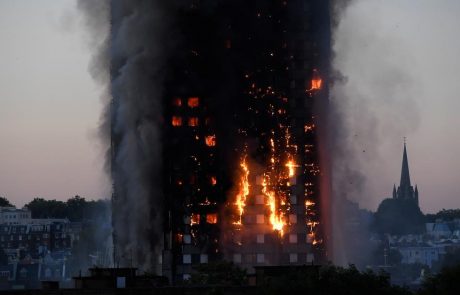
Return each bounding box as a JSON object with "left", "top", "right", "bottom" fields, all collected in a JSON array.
[
  {"left": 24, "top": 196, "right": 110, "bottom": 222},
  {"left": 373, "top": 198, "right": 460, "bottom": 235},
  {"left": 425, "top": 209, "right": 460, "bottom": 222},
  {"left": 189, "top": 262, "right": 460, "bottom": 295},
  {"left": 0, "top": 195, "right": 110, "bottom": 222}
]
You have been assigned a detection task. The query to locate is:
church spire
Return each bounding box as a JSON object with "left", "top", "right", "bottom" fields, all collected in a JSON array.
[{"left": 400, "top": 141, "right": 411, "bottom": 190}]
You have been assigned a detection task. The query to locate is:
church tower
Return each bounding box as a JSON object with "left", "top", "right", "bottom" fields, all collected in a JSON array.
[{"left": 393, "top": 143, "right": 419, "bottom": 206}]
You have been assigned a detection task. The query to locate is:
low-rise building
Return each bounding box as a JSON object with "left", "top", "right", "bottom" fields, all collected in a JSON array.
[{"left": 0, "top": 207, "right": 31, "bottom": 226}]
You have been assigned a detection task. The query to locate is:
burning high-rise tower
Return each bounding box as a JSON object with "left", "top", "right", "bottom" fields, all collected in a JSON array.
[{"left": 110, "top": 0, "right": 331, "bottom": 283}]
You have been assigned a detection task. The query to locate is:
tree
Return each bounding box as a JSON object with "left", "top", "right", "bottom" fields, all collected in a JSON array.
[
  {"left": 24, "top": 198, "right": 67, "bottom": 219},
  {"left": 24, "top": 196, "right": 110, "bottom": 222},
  {"left": 374, "top": 198, "right": 425, "bottom": 235},
  {"left": 426, "top": 209, "right": 460, "bottom": 222},
  {"left": 66, "top": 195, "right": 86, "bottom": 221},
  {"left": 419, "top": 264, "right": 460, "bottom": 295},
  {"left": 0, "top": 196, "right": 12, "bottom": 207},
  {"left": 189, "top": 261, "right": 247, "bottom": 286},
  {"left": 256, "top": 265, "right": 411, "bottom": 295}
]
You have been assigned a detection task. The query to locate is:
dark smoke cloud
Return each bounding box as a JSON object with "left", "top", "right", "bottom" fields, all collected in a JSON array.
[
  {"left": 76, "top": 0, "right": 113, "bottom": 269},
  {"left": 329, "top": 0, "right": 420, "bottom": 265},
  {"left": 110, "top": 1, "right": 179, "bottom": 272},
  {"left": 77, "top": 0, "right": 182, "bottom": 271}
]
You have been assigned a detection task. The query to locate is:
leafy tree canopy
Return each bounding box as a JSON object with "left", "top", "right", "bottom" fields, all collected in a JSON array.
[
  {"left": 0, "top": 196, "right": 13, "bottom": 207},
  {"left": 373, "top": 198, "right": 425, "bottom": 235},
  {"left": 24, "top": 196, "right": 109, "bottom": 222}
]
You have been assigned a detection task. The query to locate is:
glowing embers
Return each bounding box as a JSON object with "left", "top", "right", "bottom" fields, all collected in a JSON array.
[
  {"left": 307, "top": 69, "right": 322, "bottom": 92},
  {"left": 172, "top": 116, "right": 182, "bottom": 127},
  {"left": 304, "top": 124, "right": 315, "bottom": 133},
  {"left": 188, "top": 117, "right": 199, "bottom": 127},
  {"left": 234, "top": 157, "right": 250, "bottom": 225},
  {"left": 190, "top": 213, "right": 200, "bottom": 225},
  {"left": 305, "top": 200, "right": 322, "bottom": 246},
  {"left": 206, "top": 213, "right": 218, "bottom": 224},
  {"left": 188, "top": 97, "right": 199, "bottom": 108},
  {"left": 210, "top": 176, "right": 217, "bottom": 186},
  {"left": 205, "top": 135, "right": 216, "bottom": 147}
]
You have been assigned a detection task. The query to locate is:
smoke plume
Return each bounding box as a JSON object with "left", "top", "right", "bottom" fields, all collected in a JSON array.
[
  {"left": 78, "top": 1, "right": 186, "bottom": 271},
  {"left": 330, "top": 0, "right": 420, "bottom": 265}
]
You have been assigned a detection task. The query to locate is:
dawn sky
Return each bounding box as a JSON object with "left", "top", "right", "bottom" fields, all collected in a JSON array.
[
  {"left": 0, "top": 0, "right": 458, "bottom": 212},
  {"left": 0, "top": 0, "right": 109, "bottom": 207}
]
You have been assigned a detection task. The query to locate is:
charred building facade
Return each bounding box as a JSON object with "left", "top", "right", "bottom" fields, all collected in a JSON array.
[
  {"left": 111, "top": 0, "right": 331, "bottom": 284},
  {"left": 161, "top": 0, "right": 331, "bottom": 282}
]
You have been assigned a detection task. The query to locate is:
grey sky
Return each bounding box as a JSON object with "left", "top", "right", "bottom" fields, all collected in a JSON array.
[
  {"left": 0, "top": 0, "right": 109, "bottom": 207},
  {"left": 334, "top": 0, "right": 460, "bottom": 212},
  {"left": 0, "top": 0, "right": 458, "bottom": 212}
]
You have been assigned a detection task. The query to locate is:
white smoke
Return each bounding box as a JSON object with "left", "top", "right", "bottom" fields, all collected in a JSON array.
[{"left": 330, "top": 0, "right": 420, "bottom": 265}]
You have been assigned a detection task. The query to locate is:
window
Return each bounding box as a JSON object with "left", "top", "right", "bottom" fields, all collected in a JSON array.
[
  {"left": 173, "top": 98, "right": 182, "bottom": 107},
  {"left": 188, "top": 117, "right": 199, "bottom": 127},
  {"left": 188, "top": 97, "right": 199, "bottom": 108},
  {"left": 255, "top": 195, "right": 265, "bottom": 205},
  {"left": 183, "top": 254, "right": 192, "bottom": 264},
  {"left": 233, "top": 254, "right": 242, "bottom": 264},
  {"left": 191, "top": 214, "right": 200, "bottom": 225},
  {"left": 172, "top": 116, "right": 182, "bottom": 127},
  {"left": 210, "top": 176, "right": 217, "bottom": 186},
  {"left": 183, "top": 274, "right": 191, "bottom": 281},
  {"left": 289, "top": 214, "right": 297, "bottom": 224},
  {"left": 256, "top": 254, "right": 265, "bottom": 264},
  {"left": 205, "top": 135, "right": 216, "bottom": 147},
  {"left": 289, "top": 253, "right": 298, "bottom": 263},
  {"left": 200, "top": 254, "right": 208, "bottom": 264},
  {"left": 206, "top": 214, "right": 218, "bottom": 224},
  {"left": 233, "top": 234, "right": 242, "bottom": 245},
  {"left": 306, "top": 253, "right": 314, "bottom": 263},
  {"left": 256, "top": 234, "right": 264, "bottom": 244},
  {"left": 289, "top": 234, "right": 298, "bottom": 244},
  {"left": 256, "top": 215, "right": 265, "bottom": 224},
  {"left": 290, "top": 195, "right": 297, "bottom": 205}
]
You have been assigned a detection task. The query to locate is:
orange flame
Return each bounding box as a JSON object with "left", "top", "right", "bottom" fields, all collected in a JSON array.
[
  {"left": 205, "top": 135, "right": 216, "bottom": 147},
  {"left": 172, "top": 116, "right": 182, "bottom": 127},
  {"left": 206, "top": 213, "right": 218, "bottom": 224},
  {"left": 310, "top": 79, "right": 322, "bottom": 91},
  {"left": 191, "top": 213, "right": 200, "bottom": 225},
  {"left": 188, "top": 97, "right": 199, "bottom": 108},
  {"left": 307, "top": 69, "right": 322, "bottom": 91},
  {"left": 188, "top": 117, "right": 199, "bottom": 127},
  {"left": 285, "top": 160, "right": 299, "bottom": 177},
  {"left": 234, "top": 157, "right": 250, "bottom": 225},
  {"left": 262, "top": 176, "right": 286, "bottom": 236}
]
